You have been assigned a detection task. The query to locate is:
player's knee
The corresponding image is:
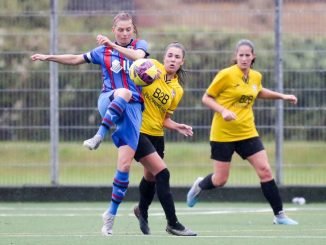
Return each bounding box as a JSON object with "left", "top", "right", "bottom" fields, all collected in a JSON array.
[
  {"left": 115, "top": 88, "right": 132, "bottom": 101},
  {"left": 155, "top": 168, "right": 170, "bottom": 183},
  {"left": 212, "top": 175, "right": 227, "bottom": 187},
  {"left": 118, "top": 158, "right": 133, "bottom": 172},
  {"left": 258, "top": 165, "right": 273, "bottom": 181},
  {"left": 144, "top": 171, "right": 155, "bottom": 182}
]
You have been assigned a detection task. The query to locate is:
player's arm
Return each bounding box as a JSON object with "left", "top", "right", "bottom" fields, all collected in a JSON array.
[
  {"left": 96, "top": 34, "right": 146, "bottom": 60},
  {"left": 112, "top": 44, "right": 146, "bottom": 60},
  {"left": 163, "top": 114, "right": 193, "bottom": 137},
  {"left": 30, "top": 53, "right": 86, "bottom": 65},
  {"left": 202, "top": 92, "right": 236, "bottom": 121},
  {"left": 258, "top": 88, "right": 298, "bottom": 104}
]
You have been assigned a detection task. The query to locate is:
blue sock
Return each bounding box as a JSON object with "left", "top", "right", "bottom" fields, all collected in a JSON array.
[
  {"left": 97, "top": 124, "right": 110, "bottom": 139},
  {"left": 108, "top": 170, "right": 129, "bottom": 215},
  {"left": 96, "top": 96, "right": 128, "bottom": 139}
]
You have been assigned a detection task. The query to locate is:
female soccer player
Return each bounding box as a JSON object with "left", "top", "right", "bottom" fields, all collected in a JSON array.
[
  {"left": 133, "top": 42, "right": 196, "bottom": 236},
  {"left": 187, "top": 39, "right": 298, "bottom": 225},
  {"left": 31, "top": 12, "right": 149, "bottom": 235}
]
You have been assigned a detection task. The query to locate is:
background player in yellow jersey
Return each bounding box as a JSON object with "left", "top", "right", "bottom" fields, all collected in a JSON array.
[
  {"left": 133, "top": 42, "right": 196, "bottom": 236},
  {"left": 187, "top": 39, "right": 299, "bottom": 225}
]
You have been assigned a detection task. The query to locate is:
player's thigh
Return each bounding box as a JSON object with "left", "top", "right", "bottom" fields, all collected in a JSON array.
[
  {"left": 97, "top": 91, "right": 114, "bottom": 117},
  {"left": 247, "top": 150, "right": 273, "bottom": 181},
  {"left": 140, "top": 152, "right": 167, "bottom": 177},
  {"left": 117, "top": 145, "right": 136, "bottom": 172}
]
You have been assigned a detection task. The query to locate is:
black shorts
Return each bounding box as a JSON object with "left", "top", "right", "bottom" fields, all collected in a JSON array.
[
  {"left": 210, "top": 137, "right": 264, "bottom": 162},
  {"left": 134, "top": 133, "right": 165, "bottom": 162}
]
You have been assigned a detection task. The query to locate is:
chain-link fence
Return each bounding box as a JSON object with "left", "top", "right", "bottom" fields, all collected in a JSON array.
[{"left": 0, "top": 0, "right": 325, "bottom": 186}]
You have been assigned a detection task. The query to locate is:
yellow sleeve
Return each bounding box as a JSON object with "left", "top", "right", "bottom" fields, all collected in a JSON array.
[
  {"left": 167, "top": 84, "right": 184, "bottom": 115},
  {"left": 151, "top": 59, "right": 164, "bottom": 74},
  {"left": 206, "top": 69, "right": 228, "bottom": 97}
]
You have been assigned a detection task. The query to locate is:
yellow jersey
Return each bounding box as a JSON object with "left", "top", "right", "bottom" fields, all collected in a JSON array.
[
  {"left": 140, "top": 59, "right": 184, "bottom": 136},
  {"left": 206, "top": 64, "right": 263, "bottom": 142}
]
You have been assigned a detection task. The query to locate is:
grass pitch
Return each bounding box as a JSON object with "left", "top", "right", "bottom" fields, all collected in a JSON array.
[{"left": 0, "top": 202, "right": 325, "bottom": 245}]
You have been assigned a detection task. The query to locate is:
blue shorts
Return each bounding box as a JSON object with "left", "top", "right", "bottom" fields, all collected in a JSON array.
[{"left": 98, "top": 91, "right": 142, "bottom": 151}]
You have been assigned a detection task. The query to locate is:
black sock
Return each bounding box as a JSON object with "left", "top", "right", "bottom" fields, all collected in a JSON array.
[
  {"left": 138, "top": 177, "right": 156, "bottom": 220},
  {"left": 199, "top": 173, "right": 215, "bottom": 190},
  {"left": 261, "top": 179, "right": 283, "bottom": 215},
  {"left": 155, "top": 168, "right": 178, "bottom": 226}
]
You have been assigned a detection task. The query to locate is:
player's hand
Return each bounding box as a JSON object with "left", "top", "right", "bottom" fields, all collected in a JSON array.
[
  {"left": 284, "top": 94, "right": 298, "bottom": 105},
  {"left": 97, "top": 34, "right": 114, "bottom": 47},
  {"left": 154, "top": 69, "right": 161, "bottom": 79},
  {"left": 221, "top": 108, "right": 237, "bottom": 121},
  {"left": 30, "top": 54, "right": 48, "bottom": 61},
  {"left": 177, "top": 124, "right": 193, "bottom": 137}
]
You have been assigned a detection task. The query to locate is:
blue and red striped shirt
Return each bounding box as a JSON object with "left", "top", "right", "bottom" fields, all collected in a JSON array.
[{"left": 83, "top": 39, "right": 149, "bottom": 103}]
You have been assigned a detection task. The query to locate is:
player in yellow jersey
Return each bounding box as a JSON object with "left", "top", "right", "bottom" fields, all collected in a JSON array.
[
  {"left": 133, "top": 42, "right": 196, "bottom": 236},
  {"left": 187, "top": 39, "right": 299, "bottom": 225}
]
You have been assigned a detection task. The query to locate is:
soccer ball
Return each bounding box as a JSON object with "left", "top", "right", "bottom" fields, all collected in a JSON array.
[{"left": 129, "top": 59, "right": 157, "bottom": 86}]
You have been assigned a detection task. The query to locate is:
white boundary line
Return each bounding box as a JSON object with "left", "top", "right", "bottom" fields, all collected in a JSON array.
[
  {"left": 0, "top": 233, "right": 326, "bottom": 239},
  {"left": 1, "top": 206, "right": 326, "bottom": 217},
  {"left": 2, "top": 206, "right": 326, "bottom": 217}
]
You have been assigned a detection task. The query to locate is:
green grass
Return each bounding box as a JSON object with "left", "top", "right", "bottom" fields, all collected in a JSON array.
[
  {"left": 0, "top": 202, "right": 325, "bottom": 245},
  {"left": 0, "top": 141, "right": 325, "bottom": 186}
]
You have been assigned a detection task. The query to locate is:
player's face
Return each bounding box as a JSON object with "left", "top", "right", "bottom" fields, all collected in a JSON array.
[
  {"left": 163, "top": 47, "right": 184, "bottom": 75},
  {"left": 236, "top": 45, "right": 255, "bottom": 72},
  {"left": 112, "top": 19, "right": 134, "bottom": 46}
]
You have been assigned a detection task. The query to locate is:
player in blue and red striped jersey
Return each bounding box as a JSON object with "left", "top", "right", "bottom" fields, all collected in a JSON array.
[{"left": 31, "top": 12, "right": 149, "bottom": 236}]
